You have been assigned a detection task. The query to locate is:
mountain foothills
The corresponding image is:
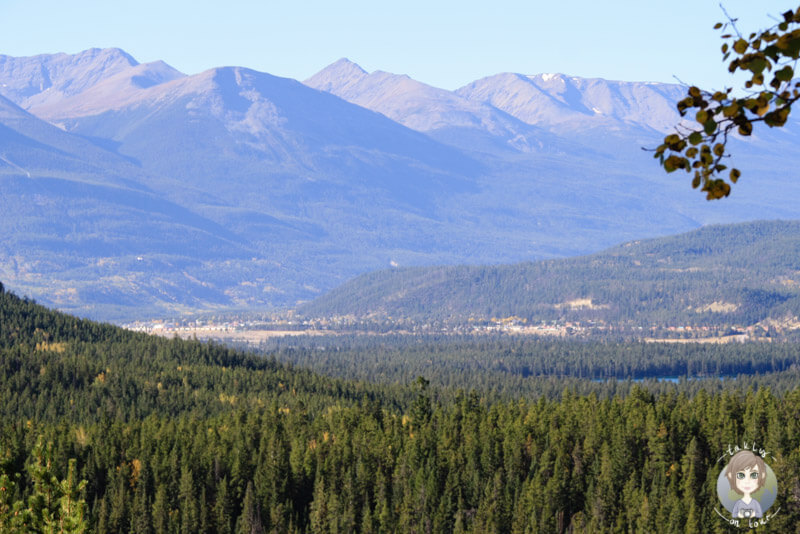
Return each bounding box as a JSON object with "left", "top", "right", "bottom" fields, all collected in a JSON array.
[
  {"left": 1, "top": 48, "right": 800, "bottom": 320},
  {"left": 4, "top": 283, "right": 800, "bottom": 532},
  {"left": 7, "top": 45, "right": 800, "bottom": 534},
  {"left": 299, "top": 220, "right": 800, "bottom": 331}
]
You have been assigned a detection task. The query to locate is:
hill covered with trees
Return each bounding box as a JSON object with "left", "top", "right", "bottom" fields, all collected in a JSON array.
[
  {"left": 258, "top": 333, "right": 800, "bottom": 401},
  {"left": 3, "top": 284, "right": 800, "bottom": 532},
  {"left": 298, "top": 220, "right": 800, "bottom": 330}
]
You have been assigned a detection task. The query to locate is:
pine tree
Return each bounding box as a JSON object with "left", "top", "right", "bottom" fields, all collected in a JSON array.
[
  {"left": 214, "top": 476, "right": 234, "bottom": 534},
  {"left": 199, "top": 486, "right": 209, "bottom": 534},
  {"left": 53, "top": 459, "right": 88, "bottom": 534},
  {"left": 25, "top": 438, "right": 88, "bottom": 533},
  {"left": 0, "top": 471, "right": 31, "bottom": 532},
  {"left": 309, "top": 475, "right": 329, "bottom": 534},
  {"left": 151, "top": 485, "right": 170, "bottom": 534},
  {"left": 178, "top": 466, "right": 198, "bottom": 534},
  {"left": 130, "top": 463, "right": 153, "bottom": 534},
  {"left": 360, "top": 500, "right": 375, "bottom": 534},
  {"left": 236, "top": 481, "right": 264, "bottom": 534},
  {"left": 107, "top": 465, "right": 129, "bottom": 533},
  {"left": 95, "top": 496, "right": 109, "bottom": 534}
]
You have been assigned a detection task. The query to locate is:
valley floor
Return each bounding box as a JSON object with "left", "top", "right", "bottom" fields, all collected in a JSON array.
[{"left": 125, "top": 317, "right": 793, "bottom": 345}]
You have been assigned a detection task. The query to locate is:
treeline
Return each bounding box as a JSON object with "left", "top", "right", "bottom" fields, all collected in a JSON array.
[
  {"left": 4, "top": 383, "right": 800, "bottom": 532},
  {"left": 257, "top": 334, "right": 800, "bottom": 400},
  {"left": 3, "top": 287, "right": 800, "bottom": 531},
  {"left": 297, "top": 220, "right": 800, "bottom": 327}
]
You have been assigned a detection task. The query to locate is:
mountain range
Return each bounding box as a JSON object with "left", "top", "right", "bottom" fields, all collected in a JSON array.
[{"left": 1, "top": 48, "right": 799, "bottom": 320}]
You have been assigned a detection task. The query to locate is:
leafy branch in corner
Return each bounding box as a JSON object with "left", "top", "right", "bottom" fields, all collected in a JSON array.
[{"left": 654, "top": 6, "right": 800, "bottom": 199}]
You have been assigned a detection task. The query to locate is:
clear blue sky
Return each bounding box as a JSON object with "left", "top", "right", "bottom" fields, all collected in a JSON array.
[{"left": 1, "top": 1, "right": 794, "bottom": 90}]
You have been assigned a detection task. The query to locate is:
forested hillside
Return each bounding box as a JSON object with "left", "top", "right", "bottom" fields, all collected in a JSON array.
[
  {"left": 3, "top": 284, "right": 800, "bottom": 532},
  {"left": 299, "top": 220, "right": 800, "bottom": 329},
  {"left": 258, "top": 334, "right": 800, "bottom": 400}
]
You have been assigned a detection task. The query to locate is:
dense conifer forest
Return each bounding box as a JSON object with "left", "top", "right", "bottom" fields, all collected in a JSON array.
[
  {"left": 2, "top": 284, "right": 800, "bottom": 532},
  {"left": 257, "top": 334, "right": 800, "bottom": 401}
]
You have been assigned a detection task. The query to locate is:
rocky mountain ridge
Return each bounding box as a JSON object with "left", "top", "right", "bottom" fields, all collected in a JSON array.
[{"left": 1, "top": 49, "right": 798, "bottom": 320}]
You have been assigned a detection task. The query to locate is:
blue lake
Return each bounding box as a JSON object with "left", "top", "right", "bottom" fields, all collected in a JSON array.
[{"left": 593, "top": 375, "right": 734, "bottom": 383}]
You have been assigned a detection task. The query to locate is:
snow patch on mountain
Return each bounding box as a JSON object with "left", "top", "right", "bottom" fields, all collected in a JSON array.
[{"left": 457, "top": 72, "right": 686, "bottom": 134}]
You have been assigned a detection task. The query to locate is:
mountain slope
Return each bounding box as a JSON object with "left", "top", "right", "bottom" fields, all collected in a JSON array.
[
  {"left": 298, "top": 220, "right": 800, "bottom": 328},
  {"left": 0, "top": 54, "right": 498, "bottom": 319},
  {"left": 455, "top": 72, "right": 686, "bottom": 134},
  {"left": 29, "top": 59, "right": 185, "bottom": 120},
  {"left": 47, "top": 64, "right": 487, "bottom": 261},
  {"left": 0, "top": 93, "right": 267, "bottom": 317},
  {"left": 303, "top": 60, "right": 800, "bottom": 225},
  {"left": 49, "top": 65, "right": 478, "bottom": 200},
  {"left": 1, "top": 48, "right": 800, "bottom": 321},
  {"left": 0, "top": 48, "right": 142, "bottom": 109}
]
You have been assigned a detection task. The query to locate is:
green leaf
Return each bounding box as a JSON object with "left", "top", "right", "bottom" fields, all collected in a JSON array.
[
  {"left": 746, "top": 57, "right": 768, "bottom": 75},
  {"left": 764, "top": 107, "right": 790, "bottom": 127},
  {"left": 733, "top": 39, "right": 748, "bottom": 54},
  {"left": 688, "top": 132, "right": 702, "bottom": 145},
  {"left": 664, "top": 155, "right": 687, "bottom": 173},
  {"left": 776, "top": 66, "right": 794, "bottom": 81},
  {"left": 730, "top": 168, "right": 741, "bottom": 183},
  {"left": 695, "top": 110, "right": 708, "bottom": 123},
  {"left": 703, "top": 119, "right": 717, "bottom": 135},
  {"left": 722, "top": 102, "right": 739, "bottom": 117}
]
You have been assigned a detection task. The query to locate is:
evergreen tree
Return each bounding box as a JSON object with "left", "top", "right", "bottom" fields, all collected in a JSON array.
[
  {"left": 0, "top": 471, "right": 31, "bottom": 532},
  {"left": 214, "top": 476, "right": 234, "bottom": 534},
  {"left": 53, "top": 459, "right": 88, "bottom": 534},
  {"left": 130, "top": 463, "right": 153, "bottom": 534},
  {"left": 178, "top": 466, "right": 198, "bottom": 534},
  {"left": 25, "top": 438, "right": 88, "bottom": 534},
  {"left": 236, "top": 481, "right": 264, "bottom": 534},
  {"left": 151, "top": 485, "right": 170, "bottom": 534}
]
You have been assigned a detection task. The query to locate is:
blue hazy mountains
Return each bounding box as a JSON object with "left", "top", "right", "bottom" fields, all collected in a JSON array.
[{"left": 1, "top": 48, "right": 799, "bottom": 320}]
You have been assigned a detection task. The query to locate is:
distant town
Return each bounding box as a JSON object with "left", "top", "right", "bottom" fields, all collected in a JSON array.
[{"left": 122, "top": 314, "right": 800, "bottom": 344}]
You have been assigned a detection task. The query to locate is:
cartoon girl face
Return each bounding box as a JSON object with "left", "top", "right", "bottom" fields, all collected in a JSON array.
[
  {"left": 726, "top": 451, "right": 767, "bottom": 497},
  {"left": 734, "top": 466, "right": 761, "bottom": 495}
]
